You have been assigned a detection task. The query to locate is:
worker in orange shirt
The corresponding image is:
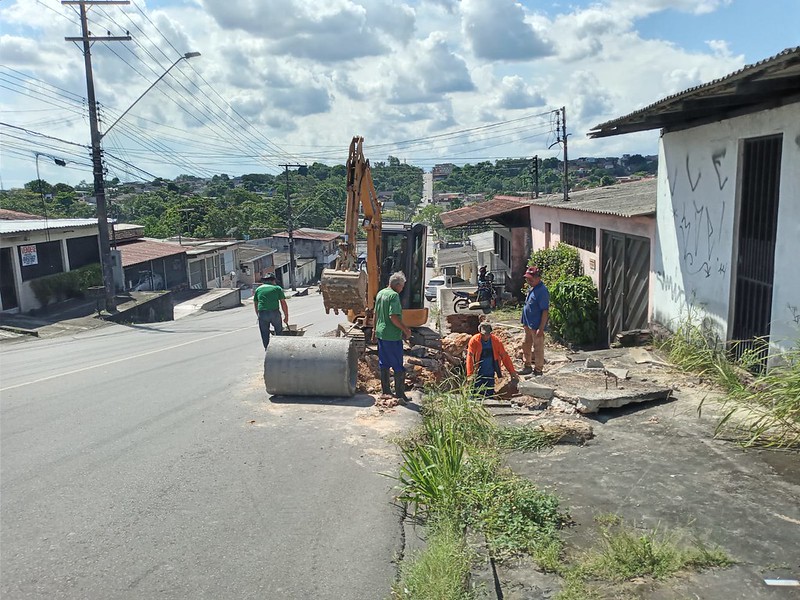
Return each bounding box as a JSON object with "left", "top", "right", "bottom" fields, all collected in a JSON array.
[{"left": 466, "top": 322, "right": 519, "bottom": 398}]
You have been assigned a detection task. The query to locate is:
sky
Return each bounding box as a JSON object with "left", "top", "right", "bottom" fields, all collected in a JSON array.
[{"left": 1, "top": 0, "right": 798, "bottom": 188}]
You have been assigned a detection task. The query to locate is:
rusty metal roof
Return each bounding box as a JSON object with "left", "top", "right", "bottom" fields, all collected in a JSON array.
[
  {"left": 440, "top": 197, "right": 530, "bottom": 228},
  {"left": 0, "top": 209, "right": 41, "bottom": 220},
  {"left": 589, "top": 46, "right": 800, "bottom": 138},
  {"left": 118, "top": 240, "right": 186, "bottom": 268},
  {"left": 531, "top": 178, "right": 656, "bottom": 217},
  {"left": 272, "top": 228, "right": 341, "bottom": 242}
]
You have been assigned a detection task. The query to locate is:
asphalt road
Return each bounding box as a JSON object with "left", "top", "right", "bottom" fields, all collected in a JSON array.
[{"left": 0, "top": 294, "right": 418, "bottom": 599}]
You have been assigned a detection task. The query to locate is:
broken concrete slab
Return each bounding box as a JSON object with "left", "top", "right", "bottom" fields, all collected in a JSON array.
[
  {"left": 606, "top": 367, "right": 629, "bottom": 380},
  {"left": 546, "top": 370, "right": 673, "bottom": 414},
  {"left": 517, "top": 380, "right": 555, "bottom": 400},
  {"left": 630, "top": 347, "right": 654, "bottom": 363},
  {"left": 585, "top": 358, "right": 604, "bottom": 369}
]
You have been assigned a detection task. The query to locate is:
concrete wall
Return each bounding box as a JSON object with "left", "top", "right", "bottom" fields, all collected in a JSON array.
[
  {"left": 529, "top": 205, "right": 656, "bottom": 319},
  {"left": 106, "top": 291, "right": 174, "bottom": 323},
  {"left": 654, "top": 102, "right": 800, "bottom": 354}
]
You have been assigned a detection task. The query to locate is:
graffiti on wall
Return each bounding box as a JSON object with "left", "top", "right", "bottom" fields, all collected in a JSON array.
[
  {"left": 789, "top": 304, "right": 800, "bottom": 325},
  {"left": 669, "top": 150, "right": 731, "bottom": 280}
]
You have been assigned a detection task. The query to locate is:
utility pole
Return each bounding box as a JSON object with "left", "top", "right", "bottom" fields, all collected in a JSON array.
[
  {"left": 532, "top": 155, "right": 539, "bottom": 199},
  {"left": 64, "top": 0, "right": 130, "bottom": 310},
  {"left": 561, "top": 106, "right": 569, "bottom": 202},
  {"left": 280, "top": 164, "right": 308, "bottom": 291}
]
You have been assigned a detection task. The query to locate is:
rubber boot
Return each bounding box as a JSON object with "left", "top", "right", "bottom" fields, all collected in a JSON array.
[
  {"left": 394, "top": 372, "right": 410, "bottom": 403},
  {"left": 380, "top": 369, "right": 392, "bottom": 397}
]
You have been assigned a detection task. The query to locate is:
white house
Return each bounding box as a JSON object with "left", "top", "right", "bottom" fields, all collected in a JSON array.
[
  {"left": 0, "top": 210, "right": 102, "bottom": 313},
  {"left": 589, "top": 47, "right": 800, "bottom": 362}
]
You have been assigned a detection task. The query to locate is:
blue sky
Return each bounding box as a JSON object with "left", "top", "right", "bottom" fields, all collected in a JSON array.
[{"left": 1, "top": 0, "right": 798, "bottom": 188}]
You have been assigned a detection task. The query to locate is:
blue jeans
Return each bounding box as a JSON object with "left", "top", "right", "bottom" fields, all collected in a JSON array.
[{"left": 258, "top": 310, "right": 283, "bottom": 350}]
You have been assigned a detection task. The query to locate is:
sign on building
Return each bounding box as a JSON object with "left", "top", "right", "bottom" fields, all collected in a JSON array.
[{"left": 20, "top": 244, "right": 38, "bottom": 266}]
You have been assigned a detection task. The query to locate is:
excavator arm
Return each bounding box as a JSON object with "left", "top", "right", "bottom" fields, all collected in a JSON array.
[{"left": 319, "top": 136, "right": 383, "bottom": 320}]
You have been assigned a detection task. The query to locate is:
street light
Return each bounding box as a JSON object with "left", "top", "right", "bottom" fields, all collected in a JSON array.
[
  {"left": 101, "top": 52, "right": 201, "bottom": 140},
  {"left": 88, "top": 51, "right": 200, "bottom": 311},
  {"left": 280, "top": 164, "right": 308, "bottom": 291}
]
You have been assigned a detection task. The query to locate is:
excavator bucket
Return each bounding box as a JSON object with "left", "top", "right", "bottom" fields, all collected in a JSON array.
[{"left": 319, "top": 268, "right": 368, "bottom": 315}]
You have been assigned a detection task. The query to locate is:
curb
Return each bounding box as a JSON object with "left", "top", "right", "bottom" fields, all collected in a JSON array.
[{"left": 0, "top": 325, "right": 40, "bottom": 337}]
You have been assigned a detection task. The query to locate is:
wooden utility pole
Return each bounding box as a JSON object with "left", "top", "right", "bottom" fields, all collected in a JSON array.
[{"left": 64, "top": 0, "right": 130, "bottom": 310}]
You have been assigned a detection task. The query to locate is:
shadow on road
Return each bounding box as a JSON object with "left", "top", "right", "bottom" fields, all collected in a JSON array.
[{"left": 268, "top": 393, "right": 377, "bottom": 408}]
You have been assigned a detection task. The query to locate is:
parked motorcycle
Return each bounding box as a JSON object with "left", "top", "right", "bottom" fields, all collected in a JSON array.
[{"left": 452, "top": 280, "right": 501, "bottom": 314}]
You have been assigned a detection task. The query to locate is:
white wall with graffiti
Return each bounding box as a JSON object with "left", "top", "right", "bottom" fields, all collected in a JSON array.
[{"left": 654, "top": 101, "right": 800, "bottom": 354}]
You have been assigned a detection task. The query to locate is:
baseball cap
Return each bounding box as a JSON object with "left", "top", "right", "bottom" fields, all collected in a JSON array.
[
  {"left": 261, "top": 273, "right": 276, "bottom": 282},
  {"left": 525, "top": 266, "right": 541, "bottom": 277},
  {"left": 479, "top": 322, "right": 493, "bottom": 334}
]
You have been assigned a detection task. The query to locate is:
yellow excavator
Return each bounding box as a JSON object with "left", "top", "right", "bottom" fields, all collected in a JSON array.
[
  {"left": 264, "top": 137, "right": 430, "bottom": 399},
  {"left": 319, "top": 136, "right": 429, "bottom": 336}
]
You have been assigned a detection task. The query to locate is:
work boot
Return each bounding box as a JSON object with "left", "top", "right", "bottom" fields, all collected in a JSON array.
[
  {"left": 394, "top": 372, "right": 411, "bottom": 404},
  {"left": 380, "top": 369, "right": 393, "bottom": 398},
  {"left": 519, "top": 365, "right": 533, "bottom": 375}
]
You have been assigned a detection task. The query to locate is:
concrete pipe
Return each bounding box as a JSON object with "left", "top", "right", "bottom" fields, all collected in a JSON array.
[{"left": 264, "top": 336, "right": 358, "bottom": 397}]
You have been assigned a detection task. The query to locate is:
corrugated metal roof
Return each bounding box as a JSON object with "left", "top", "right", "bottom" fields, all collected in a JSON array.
[
  {"left": 441, "top": 197, "right": 530, "bottom": 228},
  {"left": 273, "top": 228, "right": 341, "bottom": 241},
  {"left": 0, "top": 218, "right": 99, "bottom": 235},
  {"left": 238, "top": 245, "right": 276, "bottom": 262},
  {"left": 469, "top": 231, "right": 494, "bottom": 252},
  {"left": 589, "top": 47, "right": 800, "bottom": 138},
  {"left": 118, "top": 240, "right": 186, "bottom": 267},
  {"left": 438, "top": 245, "right": 477, "bottom": 267},
  {"left": 531, "top": 178, "right": 656, "bottom": 217}
]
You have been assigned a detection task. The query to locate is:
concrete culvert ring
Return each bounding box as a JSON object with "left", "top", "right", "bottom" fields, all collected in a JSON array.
[{"left": 264, "top": 336, "right": 357, "bottom": 397}]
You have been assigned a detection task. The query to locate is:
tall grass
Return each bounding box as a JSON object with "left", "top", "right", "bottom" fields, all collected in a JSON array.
[
  {"left": 392, "top": 382, "right": 564, "bottom": 598},
  {"left": 716, "top": 344, "right": 800, "bottom": 448},
  {"left": 393, "top": 519, "right": 475, "bottom": 600},
  {"left": 659, "top": 313, "right": 800, "bottom": 448}
]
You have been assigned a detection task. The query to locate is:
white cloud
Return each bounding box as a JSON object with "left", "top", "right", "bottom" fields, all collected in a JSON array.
[
  {"left": 461, "top": 0, "right": 553, "bottom": 61},
  {"left": 0, "top": 0, "right": 788, "bottom": 187},
  {"left": 492, "top": 75, "right": 546, "bottom": 110}
]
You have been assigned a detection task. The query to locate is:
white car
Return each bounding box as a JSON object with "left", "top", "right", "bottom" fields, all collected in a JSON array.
[{"left": 424, "top": 275, "right": 465, "bottom": 301}]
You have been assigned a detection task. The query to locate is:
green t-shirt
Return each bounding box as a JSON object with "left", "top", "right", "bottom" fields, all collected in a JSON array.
[
  {"left": 254, "top": 283, "right": 285, "bottom": 311},
  {"left": 374, "top": 287, "right": 403, "bottom": 341}
]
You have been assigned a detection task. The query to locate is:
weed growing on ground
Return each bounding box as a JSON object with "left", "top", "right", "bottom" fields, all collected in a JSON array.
[
  {"left": 494, "top": 426, "right": 559, "bottom": 452},
  {"left": 659, "top": 311, "right": 800, "bottom": 448},
  {"left": 579, "top": 522, "right": 732, "bottom": 582},
  {"left": 393, "top": 518, "right": 475, "bottom": 600},
  {"left": 491, "top": 304, "right": 522, "bottom": 322},
  {"left": 393, "top": 382, "right": 565, "bottom": 597},
  {"left": 715, "top": 344, "right": 800, "bottom": 448}
]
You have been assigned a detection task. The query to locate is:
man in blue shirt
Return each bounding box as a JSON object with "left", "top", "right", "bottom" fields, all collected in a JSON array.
[{"left": 520, "top": 266, "right": 549, "bottom": 376}]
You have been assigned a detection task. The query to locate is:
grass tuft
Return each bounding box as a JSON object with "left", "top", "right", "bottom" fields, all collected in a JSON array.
[
  {"left": 580, "top": 522, "right": 732, "bottom": 582},
  {"left": 393, "top": 519, "right": 475, "bottom": 600}
]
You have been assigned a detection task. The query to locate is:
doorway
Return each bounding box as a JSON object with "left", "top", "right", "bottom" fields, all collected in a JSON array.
[
  {"left": 0, "top": 247, "right": 19, "bottom": 311},
  {"left": 730, "top": 134, "right": 782, "bottom": 363},
  {"left": 601, "top": 232, "right": 650, "bottom": 344}
]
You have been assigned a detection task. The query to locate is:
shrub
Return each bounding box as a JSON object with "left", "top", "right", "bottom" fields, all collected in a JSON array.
[
  {"left": 528, "top": 243, "right": 582, "bottom": 288},
  {"left": 29, "top": 263, "right": 103, "bottom": 307},
  {"left": 549, "top": 275, "right": 599, "bottom": 345}
]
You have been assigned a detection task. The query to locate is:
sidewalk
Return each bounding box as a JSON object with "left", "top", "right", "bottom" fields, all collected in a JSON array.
[
  {"left": 0, "top": 288, "right": 243, "bottom": 339},
  {"left": 488, "top": 345, "right": 800, "bottom": 599}
]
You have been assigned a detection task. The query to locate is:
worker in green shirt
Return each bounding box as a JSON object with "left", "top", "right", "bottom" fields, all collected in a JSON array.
[
  {"left": 253, "top": 273, "right": 289, "bottom": 350},
  {"left": 374, "top": 271, "right": 412, "bottom": 402}
]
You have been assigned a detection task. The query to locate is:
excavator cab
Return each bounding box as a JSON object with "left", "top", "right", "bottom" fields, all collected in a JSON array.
[
  {"left": 380, "top": 222, "right": 428, "bottom": 325},
  {"left": 319, "top": 136, "right": 428, "bottom": 330}
]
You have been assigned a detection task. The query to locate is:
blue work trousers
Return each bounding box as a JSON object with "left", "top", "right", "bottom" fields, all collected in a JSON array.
[{"left": 258, "top": 309, "right": 283, "bottom": 350}]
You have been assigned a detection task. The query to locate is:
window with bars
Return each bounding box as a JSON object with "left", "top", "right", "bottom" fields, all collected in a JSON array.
[{"left": 561, "top": 222, "right": 596, "bottom": 252}]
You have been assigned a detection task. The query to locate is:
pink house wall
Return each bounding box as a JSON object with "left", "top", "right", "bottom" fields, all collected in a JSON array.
[{"left": 529, "top": 205, "right": 656, "bottom": 322}]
